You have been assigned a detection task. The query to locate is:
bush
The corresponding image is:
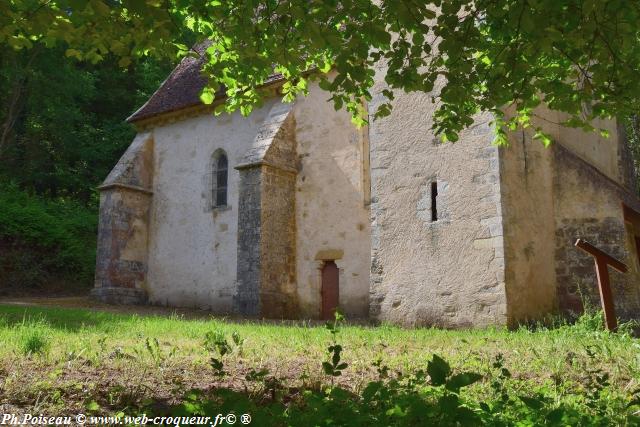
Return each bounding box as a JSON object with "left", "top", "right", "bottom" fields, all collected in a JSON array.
[{"left": 0, "top": 183, "right": 97, "bottom": 290}]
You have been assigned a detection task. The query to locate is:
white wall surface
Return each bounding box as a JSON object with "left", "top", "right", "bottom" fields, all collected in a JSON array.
[{"left": 146, "top": 100, "right": 277, "bottom": 310}]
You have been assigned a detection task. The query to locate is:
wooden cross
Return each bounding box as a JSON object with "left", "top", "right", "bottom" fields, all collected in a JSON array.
[{"left": 574, "top": 239, "right": 628, "bottom": 331}]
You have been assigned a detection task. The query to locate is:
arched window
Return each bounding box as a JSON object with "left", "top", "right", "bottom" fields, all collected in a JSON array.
[{"left": 212, "top": 150, "right": 228, "bottom": 208}]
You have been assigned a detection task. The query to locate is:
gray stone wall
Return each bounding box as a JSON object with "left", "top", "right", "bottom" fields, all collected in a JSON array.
[
  {"left": 94, "top": 190, "right": 147, "bottom": 289},
  {"left": 496, "top": 118, "right": 640, "bottom": 325},
  {"left": 554, "top": 217, "right": 626, "bottom": 313},
  {"left": 235, "top": 167, "right": 262, "bottom": 316},
  {"left": 617, "top": 122, "right": 639, "bottom": 195},
  {"left": 93, "top": 188, "right": 150, "bottom": 304},
  {"left": 144, "top": 103, "right": 275, "bottom": 312},
  {"left": 291, "top": 83, "right": 372, "bottom": 319},
  {"left": 499, "top": 131, "right": 558, "bottom": 324}
]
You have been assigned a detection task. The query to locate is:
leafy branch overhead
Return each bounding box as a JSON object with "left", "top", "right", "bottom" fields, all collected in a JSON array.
[{"left": 4, "top": 0, "right": 639, "bottom": 144}]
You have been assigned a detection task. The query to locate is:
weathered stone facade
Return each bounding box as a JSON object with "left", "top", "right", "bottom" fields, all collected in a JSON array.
[
  {"left": 92, "top": 132, "right": 154, "bottom": 305},
  {"left": 551, "top": 143, "right": 640, "bottom": 321},
  {"left": 492, "top": 110, "right": 640, "bottom": 325},
  {"left": 94, "top": 75, "right": 371, "bottom": 318},
  {"left": 235, "top": 166, "right": 262, "bottom": 315},
  {"left": 235, "top": 103, "right": 298, "bottom": 317},
  {"left": 93, "top": 56, "right": 640, "bottom": 327},
  {"left": 368, "top": 89, "right": 508, "bottom": 328}
]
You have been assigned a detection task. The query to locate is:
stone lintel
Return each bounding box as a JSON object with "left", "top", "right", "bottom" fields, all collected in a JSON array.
[{"left": 314, "top": 249, "right": 344, "bottom": 261}]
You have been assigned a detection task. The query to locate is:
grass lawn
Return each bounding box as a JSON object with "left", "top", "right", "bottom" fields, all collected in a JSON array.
[{"left": 0, "top": 304, "right": 639, "bottom": 425}]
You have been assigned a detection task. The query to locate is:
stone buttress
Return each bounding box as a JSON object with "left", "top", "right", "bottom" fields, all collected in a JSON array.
[
  {"left": 92, "top": 132, "right": 153, "bottom": 304},
  {"left": 234, "top": 103, "right": 299, "bottom": 317}
]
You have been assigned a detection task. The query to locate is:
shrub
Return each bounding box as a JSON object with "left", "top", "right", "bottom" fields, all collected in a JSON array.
[{"left": 0, "top": 183, "right": 97, "bottom": 290}]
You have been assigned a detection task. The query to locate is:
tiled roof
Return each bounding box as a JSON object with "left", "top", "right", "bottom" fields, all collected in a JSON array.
[
  {"left": 127, "top": 45, "right": 284, "bottom": 123},
  {"left": 127, "top": 47, "right": 212, "bottom": 123}
]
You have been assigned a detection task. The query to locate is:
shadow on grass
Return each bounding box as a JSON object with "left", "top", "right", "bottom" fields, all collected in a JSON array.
[
  {"left": 132, "top": 376, "right": 640, "bottom": 427},
  {"left": 0, "top": 303, "right": 380, "bottom": 334},
  {"left": 0, "top": 304, "right": 146, "bottom": 332}
]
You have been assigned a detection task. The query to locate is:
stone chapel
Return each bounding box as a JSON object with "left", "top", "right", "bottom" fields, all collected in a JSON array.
[{"left": 92, "top": 51, "right": 640, "bottom": 327}]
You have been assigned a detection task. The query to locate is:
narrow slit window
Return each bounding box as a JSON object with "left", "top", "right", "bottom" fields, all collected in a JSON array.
[
  {"left": 213, "top": 152, "right": 228, "bottom": 207},
  {"left": 431, "top": 181, "right": 438, "bottom": 222}
]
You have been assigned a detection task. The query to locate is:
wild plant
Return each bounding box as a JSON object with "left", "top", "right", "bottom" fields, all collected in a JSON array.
[
  {"left": 322, "top": 311, "right": 348, "bottom": 386},
  {"left": 246, "top": 368, "right": 284, "bottom": 402},
  {"left": 144, "top": 337, "right": 177, "bottom": 368},
  {"left": 204, "top": 330, "right": 242, "bottom": 377}
]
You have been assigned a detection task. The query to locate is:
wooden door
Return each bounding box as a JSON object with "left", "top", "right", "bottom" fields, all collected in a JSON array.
[{"left": 321, "top": 261, "right": 339, "bottom": 320}]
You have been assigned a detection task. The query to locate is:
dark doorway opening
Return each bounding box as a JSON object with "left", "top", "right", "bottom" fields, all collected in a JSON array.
[{"left": 321, "top": 260, "right": 339, "bottom": 320}]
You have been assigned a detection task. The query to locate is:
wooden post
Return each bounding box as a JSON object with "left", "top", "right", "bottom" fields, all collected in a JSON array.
[{"left": 574, "top": 239, "right": 628, "bottom": 332}]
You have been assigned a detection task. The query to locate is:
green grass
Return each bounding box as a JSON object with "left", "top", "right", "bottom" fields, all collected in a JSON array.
[
  {"left": 0, "top": 304, "right": 639, "bottom": 425},
  {"left": 19, "top": 325, "right": 50, "bottom": 356}
]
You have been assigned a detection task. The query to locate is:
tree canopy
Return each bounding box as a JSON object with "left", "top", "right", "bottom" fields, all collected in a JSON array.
[
  {"left": 3, "top": 0, "right": 640, "bottom": 144},
  {"left": 0, "top": 45, "right": 170, "bottom": 201}
]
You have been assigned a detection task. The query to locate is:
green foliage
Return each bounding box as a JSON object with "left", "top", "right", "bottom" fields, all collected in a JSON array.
[
  {"left": 20, "top": 325, "right": 50, "bottom": 356},
  {"left": 5, "top": 1, "right": 638, "bottom": 143},
  {"left": 0, "top": 45, "right": 171, "bottom": 203},
  {"left": 426, "top": 354, "right": 451, "bottom": 386},
  {"left": 0, "top": 43, "right": 171, "bottom": 291},
  {"left": 204, "top": 330, "right": 243, "bottom": 377},
  {"left": 141, "top": 309, "right": 640, "bottom": 426},
  {"left": 322, "top": 311, "right": 349, "bottom": 379},
  {"left": 0, "top": 183, "right": 97, "bottom": 288},
  {"left": 0, "top": 1, "right": 183, "bottom": 63},
  {"left": 1, "top": 305, "right": 640, "bottom": 425},
  {"left": 572, "top": 308, "right": 606, "bottom": 333},
  {"left": 143, "top": 337, "right": 177, "bottom": 367}
]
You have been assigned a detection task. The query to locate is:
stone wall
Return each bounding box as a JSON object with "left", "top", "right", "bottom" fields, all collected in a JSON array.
[
  {"left": 235, "top": 167, "right": 262, "bottom": 315},
  {"left": 145, "top": 100, "right": 276, "bottom": 311},
  {"left": 552, "top": 143, "right": 640, "bottom": 320},
  {"left": 93, "top": 189, "right": 151, "bottom": 304},
  {"left": 499, "top": 130, "right": 558, "bottom": 324},
  {"left": 500, "top": 112, "right": 640, "bottom": 323},
  {"left": 92, "top": 132, "right": 154, "bottom": 304},
  {"left": 259, "top": 109, "right": 299, "bottom": 317},
  {"left": 104, "top": 88, "right": 369, "bottom": 318},
  {"left": 235, "top": 83, "right": 371, "bottom": 320},
  {"left": 293, "top": 82, "right": 372, "bottom": 319},
  {"left": 259, "top": 165, "right": 298, "bottom": 317},
  {"left": 235, "top": 103, "right": 299, "bottom": 318},
  {"left": 368, "top": 76, "right": 508, "bottom": 327},
  {"left": 96, "top": 79, "right": 640, "bottom": 326}
]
